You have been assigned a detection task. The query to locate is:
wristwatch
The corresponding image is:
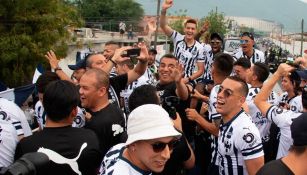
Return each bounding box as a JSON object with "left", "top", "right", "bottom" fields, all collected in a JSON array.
[{"left": 54, "top": 66, "right": 62, "bottom": 72}]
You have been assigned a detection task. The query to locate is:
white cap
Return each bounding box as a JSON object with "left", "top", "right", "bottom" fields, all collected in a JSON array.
[{"left": 125, "top": 104, "right": 181, "bottom": 145}]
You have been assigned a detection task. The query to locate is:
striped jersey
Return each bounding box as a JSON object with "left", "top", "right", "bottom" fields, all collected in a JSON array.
[
  {"left": 202, "top": 43, "right": 214, "bottom": 81},
  {"left": 233, "top": 49, "right": 265, "bottom": 64},
  {"left": 0, "top": 119, "right": 18, "bottom": 167},
  {"left": 170, "top": 31, "right": 205, "bottom": 78},
  {"left": 208, "top": 84, "right": 221, "bottom": 165},
  {"left": 99, "top": 143, "right": 152, "bottom": 175},
  {"left": 265, "top": 105, "right": 302, "bottom": 159},
  {"left": 0, "top": 98, "right": 32, "bottom": 137},
  {"left": 278, "top": 92, "right": 303, "bottom": 113},
  {"left": 218, "top": 110, "right": 263, "bottom": 175},
  {"left": 246, "top": 87, "right": 279, "bottom": 141},
  {"left": 35, "top": 101, "right": 86, "bottom": 129}
]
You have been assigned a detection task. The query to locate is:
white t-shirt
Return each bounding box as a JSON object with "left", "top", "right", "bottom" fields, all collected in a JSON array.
[
  {"left": 246, "top": 87, "right": 279, "bottom": 140},
  {"left": 233, "top": 49, "right": 265, "bottom": 64},
  {"left": 35, "top": 100, "right": 86, "bottom": 129},
  {"left": 170, "top": 31, "right": 205, "bottom": 78},
  {"left": 100, "top": 143, "right": 152, "bottom": 175},
  {"left": 0, "top": 119, "right": 18, "bottom": 167},
  {"left": 218, "top": 110, "right": 264, "bottom": 175},
  {"left": 0, "top": 98, "right": 32, "bottom": 137},
  {"left": 265, "top": 105, "right": 302, "bottom": 159},
  {"left": 278, "top": 92, "right": 303, "bottom": 113}
]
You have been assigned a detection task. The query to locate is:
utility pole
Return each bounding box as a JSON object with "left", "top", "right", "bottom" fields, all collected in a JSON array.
[
  {"left": 301, "top": 19, "right": 304, "bottom": 56},
  {"left": 279, "top": 26, "right": 282, "bottom": 49},
  {"left": 154, "top": 0, "right": 161, "bottom": 49}
]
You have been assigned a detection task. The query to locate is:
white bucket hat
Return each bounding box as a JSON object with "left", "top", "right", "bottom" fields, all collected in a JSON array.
[{"left": 125, "top": 104, "right": 181, "bottom": 145}]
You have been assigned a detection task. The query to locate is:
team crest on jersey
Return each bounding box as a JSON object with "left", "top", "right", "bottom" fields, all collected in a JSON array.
[
  {"left": 0, "top": 111, "right": 10, "bottom": 121},
  {"left": 243, "top": 133, "right": 255, "bottom": 144},
  {"left": 275, "top": 108, "right": 284, "bottom": 114},
  {"left": 112, "top": 124, "right": 124, "bottom": 136}
]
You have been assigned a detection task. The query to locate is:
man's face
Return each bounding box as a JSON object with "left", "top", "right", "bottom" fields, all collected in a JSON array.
[
  {"left": 184, "top": 22, "right": 197, "bottom": 40},
  {"left": 79, "top": 73, "right": 102, "bottom": 111},
  {"left": 148, "top": 52, "right": 156, "bottom": 66},
  {"left": 245, "top": 65, "right": 255, "bottom": 84},
  {"left": 210, "top": 38, "right": 222, "bottom": 54},
  {"left": 158, "top": 57, "right": 178, "bottom": 84},
  {"left": 240, "top": 36, "right": 254, "bottom": 53},
  {"left": 103, "top": 44, "right": 118, "bottom": 59},
  {"left": 233, "top": 65, "right": 249, "bottom": 82},
  {"left": 89, "top": 54, "right": 107, "bottom": 70},
  {"left": 72, "top": 68, "right": 86, "bottom": 82},
  {"left": 133, "top": 136, "right": 174, "bottom": 173},
  {"left": 216, "top": 78, "right": 244, "bottom": 117}
]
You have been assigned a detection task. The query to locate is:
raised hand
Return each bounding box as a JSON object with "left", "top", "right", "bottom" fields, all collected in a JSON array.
[
  {"left": 171, "top": 64, "right": 184, "bottom": 83},
  {"left": 162, "top": 0, "right": 173, "bottom": 11},
  {"left": 111, "top": 46, "right": 132, "bottom": 63},
  {"left": 137, "top": 42, "right": 149, "bottom": 63},
  {"left": 147, "top": 20, "right": 157, "bottom": 34},
  {"left": 45, "top": 50, "right": 60, "bottom": 69},
  {"left": 201, "top": 20, "right": 210, "bottom": 33}
]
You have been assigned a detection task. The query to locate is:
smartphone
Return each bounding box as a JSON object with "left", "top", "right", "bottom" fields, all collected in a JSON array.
[{"left": 127, "top": 48, "right": 141, "bottom": 58}]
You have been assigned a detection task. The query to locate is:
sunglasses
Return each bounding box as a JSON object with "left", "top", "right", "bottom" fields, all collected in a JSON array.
[
  {"left": 240, "top": 39, "right": 249, "bottom": 44},
  {"left": 149, "top": 139, "right": 179, "bottom": 153},
  {"left": 217, "top": 86, "right": 238, "bottom": 98}
]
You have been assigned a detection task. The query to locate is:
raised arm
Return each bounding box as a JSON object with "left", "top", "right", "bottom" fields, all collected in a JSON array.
[
  {"left": 45, "top": 50, "right": 73, "bottom": 83},
  {"left": 172, "top": 64, "right": 189, "bottom": 100},
  {"left": 102, "top": 46, "right": 132, "bottom": 74},
  {"left": 194, "top": 20, "right": 210, "bottom": 42},
  {"left": 254, "top": 63, "right": 295, "bottom": 115},
  {"left": 160, "top": 0, "right": 174, "bottom": 37},
  {"left": 127, "top": 43, "right": 149, "bottom": 85}
]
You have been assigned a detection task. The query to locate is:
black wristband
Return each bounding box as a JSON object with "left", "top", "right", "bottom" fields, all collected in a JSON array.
[
  {"left": 54, "top": 66, "right": 62, "bottom": 72},
  {"left": 188, "top": 77, "right": 192, "bottom": 81}
]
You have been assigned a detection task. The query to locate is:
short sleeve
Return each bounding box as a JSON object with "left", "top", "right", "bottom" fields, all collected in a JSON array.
[
  {"left": 196, "top": 45, "right": 206, "bottom": 62},
  {"left": 170, "top": 30, "right": 184, "bottom": 44},
  {"left": 266, "top": 105, "right": 292, "bottom": 127},
  {"left": 236, "top": 125, "right": 263, "bottom": 160}
]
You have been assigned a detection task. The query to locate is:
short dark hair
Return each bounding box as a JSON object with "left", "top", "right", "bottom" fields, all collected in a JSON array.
[
  {"left": 118, "top": 59, "right": 134, "bottom": 70},
  {"left": 184, "top": 19, "right": 197, "bottom": 27},
  {"left": 302, "top": 89, "right": 307, "bottom": 109},
  {"left": 227, "top": 76, "right": 248, "bottom": 97},
  {"left": 289, "top": 145, "right": 307, "bottom": 155},
  {"left": 105, "top": 41, "right": 120, "bottom": 47},
  {"left": 36, "top": 71, "right": 60, "bottom": 93},
  {"left": 149, "top": 49, "right": 157, "bottom": 55},
  {"left": 241, "top": 32, "right": 254, "bottom": 40},
  {"left": 43, "top": 80, "right": 80, "bottom": 122},
  {"left": 234, "top": 57, "right": 251, "bottom": 69},
  {"left": 160, "top": 54, "right": 178, "bottom": 63},
  {"left": 128, "top": 85, "right": 159, "bottom": 111},
  {"left": 213, "top": 53, "right": 234, "bottom": 77},
  {"left": 253, "top": 62, "right": 270, "bottom": 83}
]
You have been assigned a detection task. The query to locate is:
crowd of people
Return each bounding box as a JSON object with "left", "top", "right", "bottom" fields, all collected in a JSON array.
[{"left": 1, "top": 0, "right": 307, "bottom": 175}]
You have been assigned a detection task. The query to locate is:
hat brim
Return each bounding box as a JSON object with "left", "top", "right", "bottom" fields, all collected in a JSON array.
[
  {"left": 125, "top": 125, "right": 181, "bottom": 146},
  {"left": 295, "top": 70, "right": 307, "bottom": 80},
  {"left": 68, "top": 65, "right": 79, "bottom": 70}
]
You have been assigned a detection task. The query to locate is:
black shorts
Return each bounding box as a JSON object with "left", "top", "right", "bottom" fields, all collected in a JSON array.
[{"left": 120, "top": 29, "right": 125, "bottom": 34}]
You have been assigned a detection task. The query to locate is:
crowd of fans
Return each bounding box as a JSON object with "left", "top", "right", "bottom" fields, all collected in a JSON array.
[{"left": 1, "top": 0, "right": 307, "bottom": 175}]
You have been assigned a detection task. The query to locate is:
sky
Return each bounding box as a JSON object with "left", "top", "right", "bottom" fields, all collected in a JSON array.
[{"left": 136, "top": 0, "right": 307, "bottom": 33}]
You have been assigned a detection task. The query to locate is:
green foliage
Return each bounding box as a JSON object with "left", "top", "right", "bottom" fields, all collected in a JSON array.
[
  {"left": 168, "top": 9, "right": 188, "bottom": 34},
  {"left": 77, "top": 0, "right": 144, "bottom": 31},
  {"left": 0, "top": 0, "right": 83, "bottom": 87},
  {"left": 200, "top": 10, "right": 229, "bottom": 42}
]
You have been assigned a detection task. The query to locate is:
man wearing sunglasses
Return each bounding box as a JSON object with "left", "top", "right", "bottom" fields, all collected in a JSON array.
[
  {"left": 186, "top": 53, "right": 234, "bottom": 175},
  {"left": 216, "top": 76, "right": 264, "bottom": 175},
  {"left": 100, "top": 104, "right": 182, "bottom": 175},
  {"left": 233, "top": 32, "right": 265, "bottom": 64}
]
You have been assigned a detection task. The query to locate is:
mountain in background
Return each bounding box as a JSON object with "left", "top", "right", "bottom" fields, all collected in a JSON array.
[{"left": 136, "top": 0, "right": 307, "bottom": 33}]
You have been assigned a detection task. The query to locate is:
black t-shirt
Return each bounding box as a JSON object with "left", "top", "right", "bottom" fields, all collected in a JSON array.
[
  {"left": 156, "top": 82, "right": 195, "bottom": 140},
  {"left": 153, "top": 134, "right": 192, "bottom": 175},
  {"left": 109, "top": 74, "right": 128, "bottom": 107},
  {"left": 15, "top": 126, "right": 102, "bottom": 175},
  {"left": 256, "top": 159, "right": 294, "bottom": 175},
  {"left": 85, "top": 103, "right": 126, "bottom": 157}
]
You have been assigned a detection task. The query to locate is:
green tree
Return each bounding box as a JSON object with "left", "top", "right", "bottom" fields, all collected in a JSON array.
[
  {"left": 168, "top": 9, "right": 188, "bottom": 34},
  {"left": 0, "top": 0, "right": 83, "bottom": 87},
  {"left": 77, "top": 0, "right": 144, "bottom": 31},
  {"left": 199, "top": 9, "right": 229, "bottom": 42}
]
